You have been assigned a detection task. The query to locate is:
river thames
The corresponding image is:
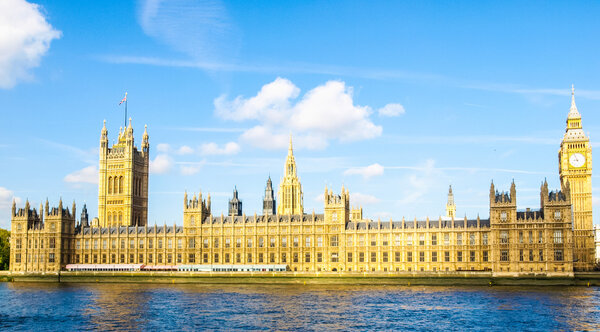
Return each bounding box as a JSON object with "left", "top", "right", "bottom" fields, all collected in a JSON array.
[{"left": 1, "top": 283, "right": 599, "bottom": 331}]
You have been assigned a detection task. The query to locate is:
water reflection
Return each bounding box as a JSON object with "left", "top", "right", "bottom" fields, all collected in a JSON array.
[{"left": 1, "top": 283, "right": 600, "bottom": 331}]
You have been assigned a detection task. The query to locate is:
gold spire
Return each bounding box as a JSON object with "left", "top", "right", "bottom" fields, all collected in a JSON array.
[{"left": 568, "top": 84, "right": 581, "bottom": 119}]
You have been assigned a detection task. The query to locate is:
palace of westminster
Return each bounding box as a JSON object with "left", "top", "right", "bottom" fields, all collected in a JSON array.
[{"left": 8, "top": 88, "right": 596, "bottom": 276}]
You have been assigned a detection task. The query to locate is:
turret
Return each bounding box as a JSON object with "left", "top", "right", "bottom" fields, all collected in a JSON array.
[
  {"left": 446, "top": 185, "right": 456, "bottom": 219},
  {"left": 11, "top": 199, "right": 15, "bottom": 217},
  {"left": 80, "top": 203, "right": 89, "bottom": 227},
  {"left": 263, "top": 176, "right": 276, "bottom": 215},
  {"left": 229, "top": 186, "right": 242, "bottom": 216},
  {"left": 142, "top": 124, "right": 149, "bottom": 154},
  {"left": 100, "top": 120, "right": 108, "bottom": 153}
]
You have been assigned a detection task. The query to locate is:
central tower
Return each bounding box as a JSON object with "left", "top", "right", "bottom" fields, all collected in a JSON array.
[
  {"left": 559, "top": 85, "right": 594, "bottom": 270},
  {"left": 277, "top": 135, "right": 303, "bottom": 215},
  {"left": 98, "top": 119, "right": 149, "bottom": 227}
]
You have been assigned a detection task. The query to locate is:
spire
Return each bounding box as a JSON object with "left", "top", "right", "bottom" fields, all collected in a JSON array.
[
  {"left": 11, "top": 199, "right": 16, "bottom": 216},
  {"left": 568, "top": 84, "right": 581, "bottom": 119},
  {"left": 101, "top": 119, "right": 108, "bottom": 138},
  {"left": 288, "top": 133, "right": 293, "bottom": 155}
]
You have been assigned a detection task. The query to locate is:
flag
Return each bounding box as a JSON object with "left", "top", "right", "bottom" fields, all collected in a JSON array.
[{"left": 119, "top": 92, "right": 127, "bottom": 105}]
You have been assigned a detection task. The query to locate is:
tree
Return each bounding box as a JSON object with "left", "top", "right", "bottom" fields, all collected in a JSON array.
[{"left": 0, "top": 228, "right": 10, "bottom": 270}]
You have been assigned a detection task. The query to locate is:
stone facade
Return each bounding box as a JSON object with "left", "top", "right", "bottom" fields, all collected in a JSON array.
[{"left": 8, "top": 91, "right": 593, "bottom": 276}]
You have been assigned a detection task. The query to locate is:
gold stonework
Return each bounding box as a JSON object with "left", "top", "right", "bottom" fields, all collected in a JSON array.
[{"left": 8, "top": 90, "right": 594, "bottom": 276}]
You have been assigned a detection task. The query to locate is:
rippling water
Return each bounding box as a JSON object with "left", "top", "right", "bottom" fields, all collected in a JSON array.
[{"left": 1, "top": 282, "right": 600, "bottom": 331}]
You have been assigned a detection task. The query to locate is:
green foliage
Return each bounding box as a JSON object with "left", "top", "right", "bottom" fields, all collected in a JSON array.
[{"left": 0, "top": 228, "right": 10, "bottom": 270}]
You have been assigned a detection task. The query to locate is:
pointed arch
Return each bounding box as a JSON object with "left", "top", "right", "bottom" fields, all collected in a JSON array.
[{"left": 108, "top": 176, "right": 113, "bottom": 194}]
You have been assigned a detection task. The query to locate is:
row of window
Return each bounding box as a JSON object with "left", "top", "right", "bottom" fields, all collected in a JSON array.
[
  {"left": 499, "top": 249, "right": 563, "bottom": 262},
  {"left": 16, "top": 238, "right": 57, "bottom": 250},
  {"left": 14, "top": 253, "right": 55, "bottom": 264},
  {"left": 499, "top": 230, "right": 563, "bottom": 244}
]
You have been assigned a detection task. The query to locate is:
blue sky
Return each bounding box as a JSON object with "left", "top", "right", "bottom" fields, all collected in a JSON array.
[{"left": 1, "top": 0, "right": 600, "bottom": 228}]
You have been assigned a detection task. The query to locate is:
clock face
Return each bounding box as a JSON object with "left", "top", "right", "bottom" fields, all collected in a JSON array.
[{"left": 569, "top": 153, "right": 586, "bottom": 168}]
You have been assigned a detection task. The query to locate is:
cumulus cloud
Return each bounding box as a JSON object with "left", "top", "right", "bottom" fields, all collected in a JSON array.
[
  {"left": 176, "top": 145, "right": 194, "bottom": 155},
  {"left": 200, "top": 142, "right": 240, "bottom": 155},
  {"left": 156, "top": 143, "right": 171, "bottom": 153},
  {"left": 378, "top": 103, "right": 405, "bottom": 117},
  {"left": 64, "top": 165, "right": 98, "bottom": 184},
  {"left": 351, "top": 192, "right": 380, "bottom": 205},
  {"left": 0, "top": 187, "right": 21, "bottom": 228},
  {"left": 0, "top": 0, "right": 61, "bottom": 88},
  {"left": 344, "top": 163, "right": 384, "bottom": 179},
  {"left": 150, "top": 154, "right": 173, "bottom": 174},
  {"left": 214, "top": 78, "right": 383, "bottom": 150}
]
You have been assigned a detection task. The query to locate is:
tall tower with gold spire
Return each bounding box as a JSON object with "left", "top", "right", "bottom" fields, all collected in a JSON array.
[
  {"left": 559, "top": 85, "right": 594, "bottom": 270},
  {"left": 98, "top": 118, "right": 149, "bottom": 227},
  {"left": 446, "top": 185, "right": 456, "bottom": 219},
  {"left": 277, "top": 135, "right": 304, "bottom": 215}
]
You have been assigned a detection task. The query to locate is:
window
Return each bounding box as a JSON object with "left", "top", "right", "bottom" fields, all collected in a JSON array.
[
  {"left": 457, "top": 251, "right": 463, "bottom": 262},
  {"left": 539, "top": 249, "right": 544, "bottom": 261},
  {"left": 538, "top": 231, "right": 543, "bottom": 244},
  {"left": 270, "top": 253, "right": 275, "bottom": 263},
  {"left": 281, "top": 253, "right": 287, "bottom": 263},
  {"left": 236, "top": 253, "right": 241, "bottom": 263},
  {"left": 383, "top": 252, "right": 389, "bottom": 262},
  {"left": 347, "top": 252, "right": 353, "bottom": 262},
  {"left": 407, "top": 235, "right": 413, "bottom": 246},
  {"left": 483, "top": 251, "right": 488, "bottom": 262},
  {"left": 419, "top": 234, "right": 425, "bottom": 246},
  {"left": 49, "top": 238, "right": 55, "bottom": 249},
  {"left": 359, "top": 235, "right": 365, "bottom": 246},
  {"left": 519, "top": 249, "right": 524, "bottom": 261},
  {"left": 305, "top": 237, "right": 311, "bottom": 247},
  {"left": 48, "top": 253, "right": 55, "bottom": 263},
  {"left": 188, "top": 238, "right": 195, "bottom": 249},
  {"left": 75, "top": 240, "right": 80, "bottom": 249},
  {"left": 500, "top": 231, "right": 509, "bottom": 244},
  {"left": 213, "top": 238, "right": 218, "bottom": 248},
  {"left": 432, "top": 235, "right": 437, "bottom": 246},
  {"left": 158, "top": 239, "right": 163, "bottom": 249},
  {"left": 236, "top": 238, "right": 241, "bottom": 248},
  {"left": 177, "top": 239, "right": 183, "bottom": 249},
  {"left": 407, "top": 252, "right": 413, "bottom": 262},
  {"left": 331, "top": 252, "right": 339, "bottom": 263},
  {"left": 500, "top": 250, "right": 508, "bottom": 262},
  {"left": 483, "top": 233, "right": 488, "bottom": 245},
  {"left": 147, "top": 254, "right": 152, "bottom": 263},
  {"left": 305, "top": 253, "right": 311, "bottom": 263},
  {"left": 139, "top": 254, "right": 143, "bottom": 263},
  {"left": 528, "top": 231, "right": 533, "bottom": 244},
  {"left": 419, "top": 252, "right": 425, "bottom": 262},
  {"left": 444, "top": 251, "right": 450, "bottom": 262},
  {"left": 139, "top": 239, "right": 144, "bottom": 249},
  {"left": 248, "top": 253, "right": 253, "bottom": 263},
  {"left": 469, "top": 233, "right": 475, "bottom": 245},
  {"left": 529, "top": 250, "right": 534, "bottom": 261},
  {"left": 359, "top": 252, "right": 365, "bottom": 262},
  {"left": 112, "top": 239, "right": 118, "bottom": 249},
  {"left": 168, "top": 239, "right": 173, "bottom": 249},
  {"left": 120, "top": 254, "right": 125, "bottom": 263},
  {"left": 519, "top": 231, "right": 523, "bottom": 244},
  {"left": 282, "top": 237, "right": 287, "bottom": 248},
  {"left": 444, "top": 233, "right": 450, "bottom": 246},
  {"left": 347, "top": 236, "right": 354, "bottom": 247},
  {"left": 457, "top": 234, "right": 463, "bottom": 245},
  {"left": 371, "top": 236, "right": 377, "bottom": 246},
  {"left": 332, "top": 212, "right": 337, "bottom": 221},
  {"left": 85, "top": 240, "right": 90, "bottom": 249},
  {"left": 554, "top": 210, "right": 561, "bottom": 219},
  {"left": 177, "top": 254, "right": 182, "bottom": 263},
  {"left": 554, "top": 249, "right": 563, "bottom": 261},
  {"left": 293, "top": 253, "right": 298, "bottom": 263},
  {"left": 330, "top": 236, "right": 339, "bottom": 247},
  {"left": 470, "top": 251, "right": 476, "bottom": 262},
  {"left": 259, "top": 237, "right": 264, "bottom": 248},
  {"left": 371, "top": 252, "right": 377, "bottom": 262},
  {"left": 293, "top": 237, "right": 299, "bottom": 248},
  {"left": 247, "top": 238, "right": 253, "bottom": 248},
  {"left": 158, "top": 254, "right": 162, "bottom": 263},
  {"left": 395, "top": 235, "right": 401, "bottom": 246},
  {"left": 214, "top": 253, "right": 219, "bottom": 263},
  {"left": 395, "top": 252, "right": 401, "bottom": 262},
  {"left": 189, "top": 254, "right": 195, "bottom": 263},
  {"left": 500, "top": 211, "right": 507, "bottom": 221},
  {"left": 382, "top": 235, "right": 389, "bottom": 246},
  {"left": 225, "top": 253, "right": 230, "bottom": 263},
  {"left": 226, "top": 238, "right": 231, "bottom": 248},
  {"left": 15, "top": 253, "right": 21, "bottom": 263},
  {"left": 102, "top": 254, "right": 107, "bottom": 263},
  {"left": 270, "top": 237, "right": 276, "bottom": 247},
  {"left": 554, "top": 230, "right": 563, "bottom": 244},
  {"left": 129, "top": 239, "right": 134, "bottom": 249},
  {"left": 128, "top": 254, "right": 133, "bottom": 263},
  {"left": 432, "top": 252, "right": 437, "bottom": 262}
]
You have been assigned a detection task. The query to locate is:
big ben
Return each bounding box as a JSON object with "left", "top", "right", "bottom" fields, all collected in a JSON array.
[{"left": 559, "top": 85, "right": 595, "bottom": 271}]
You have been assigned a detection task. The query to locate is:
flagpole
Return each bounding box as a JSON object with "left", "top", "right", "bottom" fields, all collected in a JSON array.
[{"left": 125, "top": 97, "right": 127, "bottom": 128}]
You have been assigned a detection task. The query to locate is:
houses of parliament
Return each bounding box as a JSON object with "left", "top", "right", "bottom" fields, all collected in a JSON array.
[{"left": 8, "top": 88, "right": 596, "bottom": 276}]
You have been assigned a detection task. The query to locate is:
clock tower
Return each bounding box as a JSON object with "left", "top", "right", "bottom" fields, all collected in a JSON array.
[{"left": 559, "top": 85, "right": 594, "bottom": 271}]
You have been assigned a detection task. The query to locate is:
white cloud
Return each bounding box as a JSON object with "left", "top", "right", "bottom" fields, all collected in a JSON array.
[
  {"left": 214, "top": 78, "right": 383, "bottom": 150},
  {"left": 176, "top": 145, "right": 194, "bottom": 155},
  {"left": 0, "top": 0, "right": 61, "bottom": 88},
  {"left": 378, "top": 103, "right": 405, "bottom": 117},
  {"left": 180, "top": 165, "right": 201, "bottom": 175},
  {"left": 0, "top": 187, "right": 21, "bottom": 228},
  {"left": 344, "top": 163, "right": 384, "bottom": 179},
  {"left": 200, "top": 142, "right": 240, "bottom": 155},
  {"left": 156, "top": 143, "right": 171, "bottom": 153},
  {"left": 351, "top": 192, "right": 380, "bottom": 205},
  {"left": 398, "top": 159, "right": 442, "bottom": 205},
  {"left": 64, "top": 165, "right": 98, "bottom": 184},
  {"left": 150, "top": 154, "right": 173, "bottom": 174}
]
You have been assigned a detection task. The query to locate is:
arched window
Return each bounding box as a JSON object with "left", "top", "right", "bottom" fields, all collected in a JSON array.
[
  {"left": 114, "top": 177, "right": 119, "bottom": 195},
  {"left": 119, "top": 212, "right": 123, "bottom": 222},
  {"left": 108, "top": 177, "right": 113, "bottom": 194},
  {"left": 108, "top": 212, "right": 112, "bottom": 223},
  {"left": 190, "top": 216, "right": 195, "bottom": 226},
  {"left": 119, "top": 176, "right": 124, "bottom": 193}
]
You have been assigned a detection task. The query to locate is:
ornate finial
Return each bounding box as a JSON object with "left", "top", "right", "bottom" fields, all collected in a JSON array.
[
  {"left": 288, "top": 133, "right": 293, "bottom": 153},
  {"left": 128, "top": 117, "right": 132, "bottom": 128},
  {"left": 103, "top": 119, "right": 106, "bottom": 128}
]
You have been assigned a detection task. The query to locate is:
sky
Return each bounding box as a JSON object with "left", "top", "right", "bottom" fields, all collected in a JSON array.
[{"left": 1, "top": 0, "right": 600, "bottom": 229}]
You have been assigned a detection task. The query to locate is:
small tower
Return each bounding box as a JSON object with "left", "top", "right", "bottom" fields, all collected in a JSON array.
[
  {"left": 446, "top": 185, "right": 456, "bottom": 219},
  {"left": 263, "top": 176, "right": 276, "bottom": 216},
  {"left": 80, "top": 203, "right": 89, "bottom": 227},
  {"left": 277, "top": 135, "right": 304, "bottom": 215},
  {"left": 229, "top": 187, "right": 242, "bottom": 216},
  {"left": 324, "top": 185, "right": 350, "bottom": 224}
]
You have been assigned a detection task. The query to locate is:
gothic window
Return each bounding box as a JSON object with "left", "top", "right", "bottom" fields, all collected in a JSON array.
[
  {"left": 119, "top": 212, "right": 123, "bottom": 222},
  {"left": 554, "top": 249, "right": 563, "bottom": 261},
  {"left": 107, "top": 213, "right": 112, "bottom": 223},
  {"left": 444, "top": 233, "right": 450, "bottom": 245},
  {"left": 553, "top": 230, "right": 563, "bottom": 244},
  {"left": 457, "top": 234, "right": 463, "bottom": 245},
  {"left": 469, "top": 233, "right": 476, "bottom": 245},
  {"left": 500, "top": 250, "right": 508, "bottom": 261},
  {"left": 554, "top": 210, "right": 561, "bottom": 220},
  {"left": 500, "top": 231, "right": 509, "bottom": 244},
  {"left": 331, "top": 236, "right": 339, "bottom": 247},
  {"left": 114, "top": 177, "right": 118, "bottom": 194},
  {"left": 500, "top": 211, "right": 507, "bottom": 221},
  {"left": 108, "top": 177, "right": 113, "bottom": 194},
  {"left": 119, "top": 176, "right": 124, "bottom": 193},
  {"left": 483, "top": 233, "right": 488, "bottom": 245}
]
